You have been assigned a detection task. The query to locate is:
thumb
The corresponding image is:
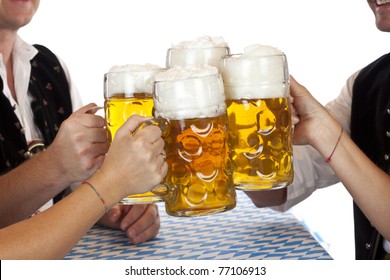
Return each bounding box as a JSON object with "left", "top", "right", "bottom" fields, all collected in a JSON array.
[
  {"left": 116, "top": 115, "right": 149, "bottom": 137},
  {"left": 290, "top": 75, "right": 311, "bottom": 99}
]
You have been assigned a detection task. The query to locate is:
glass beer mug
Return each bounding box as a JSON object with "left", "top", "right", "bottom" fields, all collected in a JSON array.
[
  {"left": 104, "top": 64, "right": 165, "bottom": 204},
  {"left": 154, "top": 65, "right": 236, "bottom": 217},
  {"left": 220, "top": 45, "right": 294, "bottom": 191},
  {"left": 166, "top": 36, "right": 230, "bottom": 72}
]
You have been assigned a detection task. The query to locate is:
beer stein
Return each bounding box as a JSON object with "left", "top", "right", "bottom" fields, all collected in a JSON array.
[
  {"left": 166, "top": 36, "right": 230, "bottom": 72},
  {"left": 220, "top": 45, "right": 294, "bottom": 191},
  {"left": 154, "top": 65, "right": 236, "bottom": 217},
  {"left": 104, "top": 64, "right": 165, "bottom": 204}
]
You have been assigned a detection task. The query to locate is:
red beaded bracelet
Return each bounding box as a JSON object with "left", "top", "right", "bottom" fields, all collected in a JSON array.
[{"left": 325, "top": 126, "right": 344, "bottom": 163}]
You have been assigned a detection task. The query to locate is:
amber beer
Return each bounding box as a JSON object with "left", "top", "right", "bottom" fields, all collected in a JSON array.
[
  {"left": 226, "top": 97, "right": 293, "bottom": 189},
  {"left": 221, "top": 47, "right": 294, "bottom": 190},
  {"left": 154, "top": 66, "right": 236, "bottom": 217},
  {"left": 104, "top": 64, "right": 164, "bottom": 204}
]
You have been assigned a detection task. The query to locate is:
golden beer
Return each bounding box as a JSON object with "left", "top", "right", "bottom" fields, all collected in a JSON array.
[
  {"left": 104, "top": 65, "right": 164, "bottom": 204},
  {"left": 163, "top": 114, "right": 236, "bottom": 216},
  {"left": 226, "top": 97, "right": 293, "bottom": 190},
  {"left": 105, "top": 93, "right": 154, "bottom": 141},
  {"left": 221, "top": 48, "right": 294, "bottom": 190}
]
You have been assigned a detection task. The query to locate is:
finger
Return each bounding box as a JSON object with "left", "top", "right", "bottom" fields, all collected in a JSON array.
[
  {"left": 290, "top": 76, "right": 310, "bottom": 98},
  {"left": 117, "top": 115, "right": 149, "bottom": 136},
  {"left": 128, "top": 216, "right": 160, "bottom": 244},
  {"left": 97, "top": 205, "right": 122, "bottom": 229},
  {"left": 82, "top": 127, "right": 108, "bottom": 143},
  {"left": 85, "top": 106, "right": 104, "bottom": 114},
  {"left": 74, "top": 114, "right": 106, "bottom": 128},
  {"left": 73, "top": 103, "right": 99, "bottom": 115},
  {"left": 124, "top": 205, "right": 160, "bottom": 244},
  {"left": 160, "top": 159, "right": 168, "bottom": 176},
  {"left": 106, "top": 205, "right": 122, "bottom": 225},
  {"left": 133, "top": 123, "right": 163, "bottom": 145},
  {"left": 119, "top": 204, "right": 148, "bottom": 231}
]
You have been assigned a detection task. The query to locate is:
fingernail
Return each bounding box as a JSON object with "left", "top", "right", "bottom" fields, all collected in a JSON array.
[
  {"left": 121, "top": 223, "right": 129, "bottom": 231},
  {"left": 127, "top": 230, "right": 135, "bottom": 238}
]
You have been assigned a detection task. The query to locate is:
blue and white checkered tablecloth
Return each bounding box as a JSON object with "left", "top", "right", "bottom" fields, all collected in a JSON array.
[{"left": 66, "top": 191, "right": 332, "bottom": 260}]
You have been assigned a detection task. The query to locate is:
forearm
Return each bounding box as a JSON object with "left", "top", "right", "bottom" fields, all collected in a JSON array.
[
  {"left": 0, "top": 150, "right": 70, "bottom": 228},
  {"left": 0, "top": 184, "right": 105, "bottom": 259},
  {"left": 313, "top": 119, "right": 390, "bottom": 240}
]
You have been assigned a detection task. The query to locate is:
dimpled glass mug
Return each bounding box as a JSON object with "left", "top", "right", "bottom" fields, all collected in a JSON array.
[
  {"left": 220, "top": 44, "right": 294, "bottom": 191},
  {"left": 104, "top": 64, "right": 166, "bottom": 204},
  {"left": 153, "top": 65, "right": 236, "bottom": 217},
  {"left": 166, "top": 36, "right": 230, "bottom": 72}
]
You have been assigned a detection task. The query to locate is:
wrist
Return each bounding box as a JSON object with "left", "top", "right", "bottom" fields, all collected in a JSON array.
[
  {"left": 309, "top": 117, "right": 344, "bottom": 160},
  {"left": 86, "top": 169, "right": 126, "bottom": 208},
  {"left": 32, "top": 148, "right": 70, "bottom": 188}
]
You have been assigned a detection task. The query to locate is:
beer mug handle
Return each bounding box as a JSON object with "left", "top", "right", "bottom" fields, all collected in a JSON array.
[{"left": 134, "top": 117, "right": 170, "bottom": 197}]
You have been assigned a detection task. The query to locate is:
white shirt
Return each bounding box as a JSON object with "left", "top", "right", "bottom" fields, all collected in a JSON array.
[
  {"left": 273, "top": 70, "right": 358, "bottom": 212},
  {"left": 273, "top": 70, "right": 390, "bottom": 254},
  {"left": 0, "top": 36, "right": 83, "bottom": 211}
]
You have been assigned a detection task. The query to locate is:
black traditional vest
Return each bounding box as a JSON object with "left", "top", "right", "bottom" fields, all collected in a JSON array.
[
  {"left": 351, "top": 52, "right": 390, "bottom": 259},
  {"left": 0, "top": 44, "right": 73, "bottom": 202}
]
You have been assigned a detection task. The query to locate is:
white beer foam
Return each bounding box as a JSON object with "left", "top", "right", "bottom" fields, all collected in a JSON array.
[
  {"left": 242, "top": 44, "right": 283, "bottom": 57},
  {"left": 221, "top": 44, "right": 289, "bottom": 99},
  {"left": 168, "top": 36, "right": 229, "bottom": 69},
  {"left": 106, "top": 64, "right": 163, "bottom": 96},
  {"left": 154, "top": 65, "right": 226, "bottom": 119},
  {"left": 171, "top": 36, "right": 228, "bottom": 48}
]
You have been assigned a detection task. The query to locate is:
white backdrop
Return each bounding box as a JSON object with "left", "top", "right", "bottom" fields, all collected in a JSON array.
[{"left": 19, "top": 0, "right": 390, "bottom": 260}]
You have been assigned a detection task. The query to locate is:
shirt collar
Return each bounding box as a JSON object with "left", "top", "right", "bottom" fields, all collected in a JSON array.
[{"left": 13, "top": 35, "right": 38, "bottom": 62}]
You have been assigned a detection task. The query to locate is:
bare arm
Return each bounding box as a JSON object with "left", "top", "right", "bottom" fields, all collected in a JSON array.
[
  {"left": 290, "top": 76, "right": 390, "bottom": 240},
  {"left": 0, "top": 104, "right": 108, "bottom": 228},
  {"left": 0, "top": 115, "right": 167, "bottom": 259}
]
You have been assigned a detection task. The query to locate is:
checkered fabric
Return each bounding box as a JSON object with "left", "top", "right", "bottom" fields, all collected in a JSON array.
[{"left": 66, "top": 191, "right": 331, "bottom": 260}]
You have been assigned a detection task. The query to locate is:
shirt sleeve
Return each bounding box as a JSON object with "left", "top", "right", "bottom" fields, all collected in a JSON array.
[
  {"left": 271, "top": 70, "right": 360, "bottom": 212},
  {"left": 57, "top": 56, "right": 84, "bottom": 112}
]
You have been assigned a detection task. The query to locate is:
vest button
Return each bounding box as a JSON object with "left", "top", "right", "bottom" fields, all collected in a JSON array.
[
  {"left": 365, "top": 243, "right": 372, "bottom": 250},
  {"left": 385, "top": 154, "right": 390, "bottom": 161},
  {"left": 388, "top": 108, "right": 390, "bottom": 115},
  {"left": 387, "top": 131, "right": 390, "bottom": 137}
]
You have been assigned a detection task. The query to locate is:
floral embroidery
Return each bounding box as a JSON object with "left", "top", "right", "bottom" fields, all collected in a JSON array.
[
  {"left": 58, "top": 107, "right": 65, "bottom": 114},
  {"left": 46, "top": 83, "right": 53, "bottom": 91},
  {"left": 29, "top": 75, "right": 36, "bottom": 85},
  {"left": 53, "top": 66, "right": 61, "bottom": 73}
]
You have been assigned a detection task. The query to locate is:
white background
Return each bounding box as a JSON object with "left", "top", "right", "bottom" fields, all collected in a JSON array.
[{"left": 18, "top": 0, "right": 390, "bottom": 260}]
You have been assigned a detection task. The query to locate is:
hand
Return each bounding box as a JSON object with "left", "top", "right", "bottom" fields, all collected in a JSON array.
[
  {"left": 289, "top": 76, "right": 334, "bottom": 147},
  {"left": 97, "top": 115, "right": 168, "bottom": 203},
  {"left": 44, "top": 103, "right": 108, "bottom": 186},
  {"left": 98, "top": 204, "right": 160, "bottom": 244}
]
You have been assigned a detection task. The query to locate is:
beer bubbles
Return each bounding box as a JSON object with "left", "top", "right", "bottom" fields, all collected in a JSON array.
[{"left": 221, "top": 44, "right": 294, "bottom": 190}]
